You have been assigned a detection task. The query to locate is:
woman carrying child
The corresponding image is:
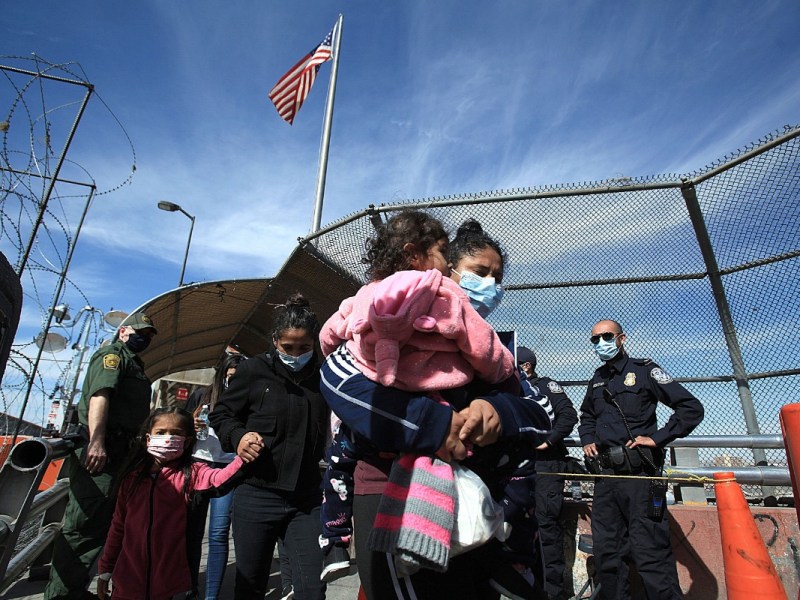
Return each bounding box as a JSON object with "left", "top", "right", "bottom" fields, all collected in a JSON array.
[
  {"left": 96, "top": 407, "right": 245, "bottom": 600},
  {"left": 319, "top": 212, "right": 552, "bottom": 600}
]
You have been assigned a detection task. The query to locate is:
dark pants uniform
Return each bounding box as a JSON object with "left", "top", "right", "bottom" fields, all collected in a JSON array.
[
  {"left": 43, "top": 447, "right": 122, "bottom": 600},
  {"left": 535, "top": 459, "right": 567, "bottom": 599},
  {"left": 592, "top": 474, "right": 681, "bottom": 600}
]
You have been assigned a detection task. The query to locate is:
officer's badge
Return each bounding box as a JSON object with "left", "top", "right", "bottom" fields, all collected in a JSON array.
[
  {"left": 650, "top": 368, "right": 673, "bottom": 384},
  {"left": 548, "top": 381, "right": 564, "bottom": 394},
  {"left": 103, "top": 354, "right": 121, "bottom": 370},
  {"left": 624, "top": 372, "right": 636, "bottom": 386}
]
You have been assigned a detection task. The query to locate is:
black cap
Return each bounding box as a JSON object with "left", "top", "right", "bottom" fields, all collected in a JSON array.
[{"left": 517, "top": 346, "right": 537, "bottom": 370}]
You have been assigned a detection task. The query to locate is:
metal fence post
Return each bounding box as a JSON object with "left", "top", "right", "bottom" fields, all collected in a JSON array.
[{"left": 680, "top": 180, "right": 775, "bottom": 500}]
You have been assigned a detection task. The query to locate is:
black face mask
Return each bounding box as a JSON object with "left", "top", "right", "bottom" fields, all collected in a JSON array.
[{"left": 125, "top": 332, "right": 151, "bottom": 353}]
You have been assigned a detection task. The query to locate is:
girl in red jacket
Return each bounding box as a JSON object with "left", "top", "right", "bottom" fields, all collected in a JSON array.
[{"left": 97, "top": 407, "right": 247, "bottom": 600}]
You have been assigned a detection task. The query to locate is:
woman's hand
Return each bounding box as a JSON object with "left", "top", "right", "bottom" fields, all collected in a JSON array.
[
  {"left": 436, "top": 411, "right": 468, "bottom": 463},
  {"left": 459, "top": 399, "right": 502, "bottom": 447},
  {"left": 194, "top": 417, "right": 208, "bottom": 432},
  {"left": 237, "top": 432, "right": 265, "bottom": 463}
]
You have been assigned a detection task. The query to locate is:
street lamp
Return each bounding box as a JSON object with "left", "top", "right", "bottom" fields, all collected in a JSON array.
[{"left": 157, "top": 200, "right": 195, "bottom": 287}]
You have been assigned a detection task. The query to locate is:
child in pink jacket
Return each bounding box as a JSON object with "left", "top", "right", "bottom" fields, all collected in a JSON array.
[
  {"left": 97, "top": 407, "right": 245, "bottom": 600},
  {"left": 318, "top": 211, "right": 536, "bottom": 586}
]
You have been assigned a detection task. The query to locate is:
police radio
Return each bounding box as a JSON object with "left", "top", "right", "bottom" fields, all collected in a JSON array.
[{"left": 647, "top": 479, "right": 668, "bottom": 521}]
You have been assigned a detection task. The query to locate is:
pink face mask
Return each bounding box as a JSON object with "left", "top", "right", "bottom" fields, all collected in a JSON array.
[{"left": 146, "top": 434, "right": 186, "bottom": 462}]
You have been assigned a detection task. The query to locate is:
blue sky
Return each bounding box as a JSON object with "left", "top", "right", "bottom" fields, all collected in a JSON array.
[{"left": 2, "top": 1, "right": 799, "bottom": 424}]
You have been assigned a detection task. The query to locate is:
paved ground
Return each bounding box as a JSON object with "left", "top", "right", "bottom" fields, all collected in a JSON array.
[{"left": 0, "top": 533, "right": 362, "bottom": 600}]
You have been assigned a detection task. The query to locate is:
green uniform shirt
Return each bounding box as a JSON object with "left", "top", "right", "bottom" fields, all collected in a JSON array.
[{"left": 77, "top": 340, "right": 152, "bottom": 436}]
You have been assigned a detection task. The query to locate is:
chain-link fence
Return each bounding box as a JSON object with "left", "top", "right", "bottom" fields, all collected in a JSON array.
[{"left": 243, "top": 125, "right": 800, "bottom": 498}]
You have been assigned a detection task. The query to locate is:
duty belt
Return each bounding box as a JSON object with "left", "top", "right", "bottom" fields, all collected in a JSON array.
[{"left": 597, "top": 446, "right": 659, "bottom": 475}]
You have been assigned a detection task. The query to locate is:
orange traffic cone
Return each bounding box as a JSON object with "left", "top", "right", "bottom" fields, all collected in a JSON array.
[
  {"left": 714, "top": 471, "right": 788, "bottom": 599},
  {"left": 357, "top": 585, "right": 367, "bottom": 600}
]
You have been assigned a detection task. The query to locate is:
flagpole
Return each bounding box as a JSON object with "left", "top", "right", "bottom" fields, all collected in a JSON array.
[{"left": 310, "top": 14, "right": 343, "bottom": 234}]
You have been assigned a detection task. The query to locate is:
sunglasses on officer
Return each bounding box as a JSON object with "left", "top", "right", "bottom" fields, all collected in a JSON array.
[{"left": 590, "top": 331, "right": 622, "bottom": 344}]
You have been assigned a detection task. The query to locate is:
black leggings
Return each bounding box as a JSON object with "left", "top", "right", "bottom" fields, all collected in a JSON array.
[{"left": 353, "top": 493, "right": 501, "bottom": 600}]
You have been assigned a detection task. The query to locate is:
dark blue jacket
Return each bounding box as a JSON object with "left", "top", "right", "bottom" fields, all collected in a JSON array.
[{"left": 578, "top": 353, "right": 704, "bottom": 449}]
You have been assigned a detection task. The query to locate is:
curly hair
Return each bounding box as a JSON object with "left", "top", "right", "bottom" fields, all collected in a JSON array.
[
  {"left": 363, "top": 210, "right": 448, "bottom": 281},
  {"left": 449, "top": 219, "right": 506, "bottom": 271},
  {"left": 271, "top": 293, "right": 320, "bottom": 340}
]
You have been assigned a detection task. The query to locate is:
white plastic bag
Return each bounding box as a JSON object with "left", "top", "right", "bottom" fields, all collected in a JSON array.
[{"left": 450, "top": 463, "right": 507, "bottom": 557}]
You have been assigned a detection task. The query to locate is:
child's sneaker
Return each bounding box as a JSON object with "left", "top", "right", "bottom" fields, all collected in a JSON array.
[
  {"left": 320, "top": 544, "right": 355, "bottom": 583},
  {"left": 488, "top": 561, "right": 544, "bottom": 600}
]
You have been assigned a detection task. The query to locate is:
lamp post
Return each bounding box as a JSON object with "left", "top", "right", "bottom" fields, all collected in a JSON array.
[{"left": 157, "top": 201, "right": 195, "bottom": 287}]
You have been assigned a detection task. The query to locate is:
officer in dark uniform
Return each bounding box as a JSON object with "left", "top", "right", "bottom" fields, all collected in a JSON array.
[
  {"left": 44, "top": 312, "right": 157, "bottom": 600},
  {"left": 518, "top": 346, "right": 578, "bottom": 600},
  {"left": 578, "top": 319, "right": 703, "bottom": 600}
]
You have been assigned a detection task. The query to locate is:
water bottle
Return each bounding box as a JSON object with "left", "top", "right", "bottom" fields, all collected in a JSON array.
[{"left": 197, "top": 404, "right": 210, "bottom": 441}]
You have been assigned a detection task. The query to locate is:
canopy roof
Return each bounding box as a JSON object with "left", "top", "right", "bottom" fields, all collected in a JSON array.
[{"left": 134, "top": 245, "right": 360, "bottom": 381}]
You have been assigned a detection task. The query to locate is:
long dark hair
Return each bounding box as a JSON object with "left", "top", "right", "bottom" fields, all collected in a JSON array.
[
  {"left": 194, "top": 353, "right": 245, "bottom": 417},
  {"left": 271, "top": 293, "right": 320, "bottom": 341},
  {"left": 114, "top": 407, "right": 197, "bottom": 499},
  {"left": 363, "top": 210, "right": 448, "bottom": 281},
  {"left": 449, "top": 219, "right": 506, "bottom": 273}
]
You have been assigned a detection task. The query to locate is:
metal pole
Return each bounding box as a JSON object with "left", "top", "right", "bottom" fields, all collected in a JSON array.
[
  {"left": 680, "top": 182, "right": 772, "bottom": 492},
  {"left": 17, "top": 84, "right": 94, "bottom": 274},
  {"left": 12, "top": 187, "right": 96, "bottom": 445},
  {"left": 310, "top": 14, "right": 343, "bottom": 234},
  {"left": 178, "top": 209, "right": 195, "bottom": 287}
]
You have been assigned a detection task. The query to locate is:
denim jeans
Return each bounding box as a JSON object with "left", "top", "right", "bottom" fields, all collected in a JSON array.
[
  {"left": 204, "top": 489, "right": 233, "bottom": 599},
  {"left": 232, "top": 483, "right": 326, "bottom": 600}
]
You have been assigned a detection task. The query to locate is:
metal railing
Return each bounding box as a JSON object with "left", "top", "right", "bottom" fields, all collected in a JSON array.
[{"left": 0, "top": 437, "right": 73, "bottom": 591}]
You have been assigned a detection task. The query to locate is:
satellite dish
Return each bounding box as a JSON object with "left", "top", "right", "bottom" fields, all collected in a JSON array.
[
  {"left": 35, "top": 332, "right": 68, "bottom": 352},
  {"left": 104, "top": 310, "right": 129, "bottom": 328}
]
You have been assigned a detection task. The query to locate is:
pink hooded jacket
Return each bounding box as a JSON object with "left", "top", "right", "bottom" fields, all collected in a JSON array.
[
  {"left": 320, "top": 269, "right": 514, "bottom": 391},
  {"left": 98, "top": 457, "right": 243, "bottom": 600}
]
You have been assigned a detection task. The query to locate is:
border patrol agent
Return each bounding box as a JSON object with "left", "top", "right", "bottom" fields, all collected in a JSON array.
[
  {"left": 578, "top": 320, "right": 703, "bottom": 600},
  {"left": 44, "top": 312, "right": 157, "bottom": 600},
  {"left": 518, "top": 346, "right": 578, "bottom": 600}
]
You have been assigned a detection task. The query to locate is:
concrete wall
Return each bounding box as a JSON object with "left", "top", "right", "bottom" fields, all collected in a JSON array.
[{"left": 562, "top": 501, "right": 799, "bottom": 599}]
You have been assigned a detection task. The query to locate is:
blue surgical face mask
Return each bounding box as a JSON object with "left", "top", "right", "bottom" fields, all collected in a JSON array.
[
  {"left": 452, "top": 269, "right": 504, "bottom": 318},
  {"left": 125, "top": 332, "right": 151, "bottom": 354},
  {"left": 593, "top": 337, "right": 621, "bottom": 362},
  {"left": 276, "top": 349, "right": 314, "bottom": 371}
]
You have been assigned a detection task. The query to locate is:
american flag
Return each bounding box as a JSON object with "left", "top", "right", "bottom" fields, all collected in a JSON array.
[{"left": 269, "top": 26, "right": 335, "bottom": 125}]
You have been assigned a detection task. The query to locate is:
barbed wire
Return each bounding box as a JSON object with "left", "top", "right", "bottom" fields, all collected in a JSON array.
[{"left": 0, "top": 54, "right": 137, "bottom": 432}]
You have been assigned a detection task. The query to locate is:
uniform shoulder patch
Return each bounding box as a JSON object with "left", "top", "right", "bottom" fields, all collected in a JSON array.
[
  {"left": 547, "top": 380, "right": 564, "bottom": 394},
  {"left": 650, "top": 367, "right": 673, "bottom": 384},
  {"left": 103, "top": 354, "right": 121, "bottom": 370}
]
